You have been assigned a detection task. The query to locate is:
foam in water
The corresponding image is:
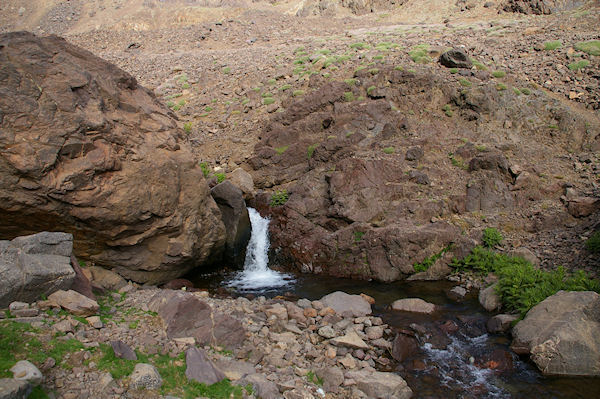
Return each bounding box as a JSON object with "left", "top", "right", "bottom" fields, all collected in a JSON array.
[
  {"left": 421, "top": 334, "right": 510, "bottom": 398},
  {"left": 226, "top": 208, "right": 294, "bottom": 291}
]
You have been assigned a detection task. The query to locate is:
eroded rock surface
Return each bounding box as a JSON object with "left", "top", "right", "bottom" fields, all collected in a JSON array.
[{"left": 0, "top": 32, "right": 225, "bottom": 284}]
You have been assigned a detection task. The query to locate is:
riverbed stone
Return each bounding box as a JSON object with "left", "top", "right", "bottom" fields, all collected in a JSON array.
[
  {"left": 511, "top": 290, "right": 600, "bottom": 376},
  {"left": 318, "top": 325, "right": 336, "bottom": 339},
  {"left": 479, "top": 284, "right": 501, "bottom": 312},
  {"left": 316, "top": 367, "right": 344, "bottom": 393},
  {"left": 487, "top": 314, "right": 519, "bottom": 334},
  {"left": 391, "top": 298, "right": 436, "bottom": 314},
  {"left": 47, "top": 290, "right": 99, "bottom": 316},
  {"left": 347, "top": 370, "right": 412, "bottom": 399},
  {"left": 320, "top": 291, "right": 372, "bottom": 317},
  {"left": 330, "top": 331, "right": 369, "bottom": 350}
]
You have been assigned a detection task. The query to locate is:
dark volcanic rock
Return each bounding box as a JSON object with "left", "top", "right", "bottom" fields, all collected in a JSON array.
[
  {"left": 0, "top": 32, "right": 226, "bottom": 284},
  {"left": 439, "top": 49, "right": 473, "bottom": 69}
]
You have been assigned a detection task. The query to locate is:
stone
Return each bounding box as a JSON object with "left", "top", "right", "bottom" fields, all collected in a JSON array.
[
  {"left": 213, "top": 359, "right": 255, "bottom": 381},
  {"left": 264, "top": 303, "right": 288, "bottom": 321},
  {"left": 0, "top": 378, "right": 32, "bottom": 399},
  {"left": 391, "top": 334, "right": 419, "bottom": 362},
  {"left": 98, "top": 373, "right": 115, "bottom": 390},
  {"left": 0, "top": 232, "right": 75, "bottom": 307},
  {"left": 47, "top": 290, "right": 99, "bottom": 316},
  {"left": 346, "top": 370, "right": 412, "bottom": 399},
  {"left": 210, "top": 181, "right": 252, "bottom": 267},
  {"left": 316, "top": 366, "right": 344, "bottom": 393},
  {"left": 228, "top": 168, "right": 255, "bottom": 200},
  {"left": 478, "top": 284, "right": 501, "bottom": 312},
  {"left": 339, "top": 353, "right": 357, "bottom": 369},
  {"left": 87, "top": 266, "right": 127, "bottom": 291},
  {"left": 566, "top": 196, "right": 600, "bottom": 218},
  {"left": 303, "top": 308, "right": 317, "bottom": 318},
  {"left": 330, "top": 331, "right": 369, "bottom": 350},
  {"left": 318, "top": 325, "right": 336, "bottom": 339},
  {"left": 185, "top": 347, "right": 225, "bottom": 385},
  {"left": 130, "top": 363, "right": 162, "bottom": 390},
  {"left": 359, "top": 293, "right": 375, "bottom": 305},
  {"left": 405, "top": 146, "right": 424, "bottom": 161},
  {"left": 70, "top": 256, "right": 95, "bottom": 300},
  {"left": 439, "top": 49, "right": 473, "bottom": 69},
  {"left": 148, "top": 291, "right": 245, "bottom": 349},
  {"left": 10, "top": 361, "right": 42, "bottom": 385},
  {"left": 285, "top": 302, "right": 307, "bottom": 324},
  {"left": 53, "top": 320, "right": 74, "bottom": 334},
  {"left": 487, "top": 314, "right": 519, "bottom": 334},
  {"left": 86, "top": 316, "right": 103, "bottom": 329},
  {"left": 448, "top": 286, "right": 468, "bottom": 301},
  {"left": 509, "top": 247, "right": 540, "bottom": 267},
  {"left": 297, "top": 299, "right": 312, "bottom": 308},
  {"left": 284, "top": 388, "right": 315, "bottom": 399},
  {"left": 0, "top": 32, "right": 226, "bottom": 285},
  {"left": 320, "top": 291, "right": 372, "bottom": 317},
  {"left": 238, "top": 374, "right": 280, "bottom": 399},
  {"left": 391, "top": 298, "right": 437, "bottom": 314},
  {"left": 111, "top": 340, "right": 137, "bottom": 361},
  {"left": 365, "top": 326, "right": 384, "bottom": 340},
  {"left": 511, "top": 291, "right": 600, "bottom": 376}
]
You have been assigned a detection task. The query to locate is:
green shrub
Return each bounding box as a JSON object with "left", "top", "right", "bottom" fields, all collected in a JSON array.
[
  {"left": 449, "top": 68, "right": 458, "bottom": 74},
  {"left": 354, "top": 231, "right": 365, "bottom": 242},
  {"left": 513, "top": 87, "right": 521, "bottom": 95},
  {"left": 367, "top": 85, "right": 376, "bottom": 95},
  {"left": 409, "top": 44, "right": 431, "bottom": 64},
  {"left": 292, "top": 90, "right": 305, "bottom": 97},
  {"left": 368, "top": 68, "right": 379, "bottom": 75},
  {"left": 344, "top": 92, "right": 355, "bottom": 102},
  {"left": 450, "top": 246, "right": 600, "bottom": 316},
  {"left": 442, "top": 104, "right": 453, "bottom": 117},
  {"left": 215, "top": 173, "right": 226, "bottom": 184},
  {"left": 222, "top": 67, "right": 231, "bottom": 74},
  {"left": 574, "top": 40, "right": 600, "bottom": 56},
  {"left": 200, "top": 162, "right": 210, "bottom": 178},
  {"left": 183, "top": 122, "right": 192, "bottom": 133},
  {"left": 383, "top": 147, "right": 394, "bottom": 154},
  {"left": 394, "top": 66, "right": 404, "bottom": 71},
  {"left": 275, "top": 145, "right": 288, "bottom": 154},
  {"left": 350, "top": 42, "right": 370, "bottom": 50},
  {"left": 270, "top": 190, "right": 289, "bottom": 207},
  {"left": 492, "top": 70, "right": 506, "bottom": 78},
  {"left": 279, "top": 84, "right": 292, "bottom": 91},
  {"left": 482, "top": 227, "right": 503, "bottom": 247},
  {"left": 585, "top": 231, "right": 600, "bottom": 253},
  {"left": 543, "top": 40, "right": 562, "bottom": 50},
  {"left": 344, "top": 78, "right": 357, "bottom": 86},
  {"left": 521, "top": 87, "right": 531, "bottom": 95},
  {"left": 496, "top": 83, "right": 507, "bottom": 91},
  {"left": 414, "top": 245, "right": 452, "bottom": 273},
  {"left": 307, "top": 144, "right": 318, "bottom": 159},
  {"left": 568, "top": 60, "right": 590, "bottom": 70},
  {"left": 471, "top": 59, "right": 487, "bottom": 70},
  {"left": 267, "top": 78, "right": 276, "bottom": 85},
  {"left": 263, "top": 98, "right": 275, "bottom": 105},
  {"left": 459, "top": 78, "right": 472, "bottom": 87}
]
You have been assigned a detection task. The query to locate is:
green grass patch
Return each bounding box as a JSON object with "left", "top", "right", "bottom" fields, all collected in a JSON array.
[
  {"left": 459, "top": 78, "right": 472, "bottom": 87},
  {"left": 586, "top": 231, "right": 600, "bottom": 253},
  {"left": 344, "top": 92, "right": 355, "bottom": 102},
  {"left": 409, "top": 44, "right": 431, "bottom": 64},
  {"left": 306, "top": 370, "right": 324, "bottom": 386},
  {"left": 350, "top": 42, "right": 370, "bottom": 50},
  {"left": 513, "top": 88, "right": 521, "bottom": 95},
  {"left": 344, "top": 78, "right": 357, "bottom": 86},
  {"left": 222, "top": 67, "right": 231, "bottom": 74},
  {"left": 369, "top": 68, "right": 380, "bottom": 75},
  {"left": 394, "top": 66, "right": 404, "bottom": 71},
  {"left": 414, "top": 245, "right": 452, "bottom": 273},
  {"left": 307, "top": 144, "right": 318, "bottom": 159},
  {"left": 292, "top": 90, "right": 305, "bottom": 97},
  {"left": 471, "top": 59, "right": 487, "bottom": 70},
  {"left": 383, "top": 147, "right": 395, "bottom": 154},
  {"left": 215, "top": 173, "right": 226, "bottom": 184},
  {"left": 448, "top": 153, "right": 467, "bottom": 169},
  {"left": 568, "top": 60, "right": 590, "bottom": 70},
  {"left": 279, "top": 84, "right": 292, "bottom": 91},
  {"left": 449, "top": 68, "right": 458, "bottom": 74},
  {"left": 294, "top": 56, "right": 310, "bottom": 65},
  {"left": 275, "top": 145, "right": 289, "bottom": 155},
  {"left": 200, "top": 162, "right": 210, "bottom": 178},
  {"left": 543, "top": 40, "right": 562, "bottom": 50},
  {"left": 496, "top": 83, "right": 507, "bottom": 91},
  {"left": 367, "top": 85, "right": 376, "bottom": 95},
  {"left": 267, "top": 78, "right": 276, "bottom": 85},
  {"left": 270, "top": 190, "right": 289, "bottom": 207},
  {"left": 263, "top": 97, "right": 275, "bottom": 105},
  {"left": 521, "top": 87, "right": 531, "bottom": 95},
  {"left": 574, "top": 40, "right": 600, "bottom": 56},
  {"left": 451, "top": 246, "right": 600, "bottom": 316},
  {"left": 492, "top": 70, "right": 506, "bottom": 78}
]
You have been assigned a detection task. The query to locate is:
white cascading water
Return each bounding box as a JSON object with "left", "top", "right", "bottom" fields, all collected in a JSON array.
[{"left": 226, "top": 208, "right": 294, "bottom": 291}]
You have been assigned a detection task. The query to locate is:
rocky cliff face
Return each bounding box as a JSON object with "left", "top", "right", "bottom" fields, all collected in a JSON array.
[{"left": 0, "top": 32, "right": 226, "bottom": 284}]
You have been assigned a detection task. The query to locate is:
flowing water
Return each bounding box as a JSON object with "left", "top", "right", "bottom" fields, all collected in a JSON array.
[{"left": 189, "top": 211, "right": 600, "bottom": 398}]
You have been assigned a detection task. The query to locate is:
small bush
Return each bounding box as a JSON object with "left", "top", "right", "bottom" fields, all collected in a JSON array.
[
  {"left": 199, "top": 162, "right": 210, "bottom": 178},
  {"left": 513, "top": 87, "right": 521, "bottom": 95},
  {"left": 307, "top": 144, "right": 318, "bottom": 159},
  {"left": 344, "top": 92, "right": 355, "bottom": 102},
  {"left": 383, "top": 147, "right": 394, "bottom": 154},
  {"left": 496, "top": 83, "right": 507, "bottom": 91},
  {"left": 270, "top": 190, "right": 289, "bottom": 207},
  {"left": 215, "top": 173, "right": 226, "bottom": 184},
  {"left": 368, "top": 68, "right": 379, "bottom": 75},
  {"left": 585, "top": 231, "right": 600, "bottom": 253},
  {"left": 568, "top": 60, "right": 590, "bottom": 70},
  {"left": 183, "top": 122, "right": 192, "bottom": 133},
  {"left": 263, "top": 98, "right": 275, "bottom": 105},
  {"left": 482, "top": 227, "right": 503, "bottom": 248},
  {"left": 409, "top": 44, "right": 431, "bottom": 64},
  {"left": 521, "top": 87, "right": 531, "bottom": 95},
  {"left": 292, "top": 90, "right": 305, "bottom": 97},
  {"left": 367, "top": 85, "right": 376, "bottom": 95},
  {"left": 275, "top": 145, "right": 289, "bottom": 155},
  {"left": 492, "top": 70, "right": 506, "bottom": 78},
  {"left": 344, "top": 78, "right": 357, "bottom": 86},
  {"left": 394, "top": 66, "right": 404, "bottom": 71},
  {"left": 574, "top": 40, "right": 600, "bottom": 56},
  {"left": 442, "top": 104, "right": 453, "bottom": 117},
  {"left": 459, "top": 78, "right": 472, "bottom": 87},
  {"left": 471, "top": 59, "right": 487, "bottom": 70},
  {"left": 543, "top": 40, "right": 562, "bottom": 50},
  {"left": 449, "top": 68, "right": 458, "bottom": 74},
  {"left": 414, "top": 245, "right": 452, "bottom": 273},
  {"left": 279, "top": 84, "right": 292, "bottom": 91}
]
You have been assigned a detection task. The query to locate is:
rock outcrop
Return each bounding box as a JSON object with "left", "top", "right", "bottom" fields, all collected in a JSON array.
[
  {"left": 0, "top": 32, "right": 225, "bottom": 284},
  {"left": 511, "top": 290, "right": 600, "bottom": 376},
  {"left": 0, "top": 232, "right": 75, "bottom": 307}
]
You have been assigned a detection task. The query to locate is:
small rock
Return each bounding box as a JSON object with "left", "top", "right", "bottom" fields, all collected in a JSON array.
[
  {"left": 130, "top": 363, "right": 162, "bottom": 390},
  {"left": 238, "top": 374, "right": 280, "bottom": 399},
  {"left": 439, "top": 49, "right": 473, "bottom": 69},
  {"left": 365, "top": 326, "right": 384, "bottom": 340},
  {"left": 320, "top": 292, "right": 372, "bottom": 317},
  {"left": 185, "top": 347, "right": 225, "bottom": 385},
  {"left": 318, "top": 326, "right": 336, "bottom": 339},
  {"left": 447, "top": 286, "right": 468, "bottom": 301},
  {"left": 85, "top": 316, "right": 103, "bottom": 329},
  {"left": 11, "top": 360, "right": 43, "bottom": 385},
  {"left": 391, "top": 298, "right": 437, "bottom": 314},
  {"left": 405, "top": 146, "right": 424, "bottom": 161},
  {"left": 487, "top": 314, "right": 519, "bottom": 334},
  {"left": 479, "top": 284, "right": 501, "bottom": 312},
  {"left": 316, "top": 367, "right": 344, "bottom": 392},
  {"left": 339, "top": 353, "right": 357, "bottom": 369},
  {"left": 111, "top": 340, "right": 137, "bottom": 361},
  {"left": 47, "top": 290, "right": 99, "bottom": 316},
  {"left": 297, "top": 299, "right": 312, "bottom": 308},
  {"left": 330, "top": 331, "right": 369, "bottom": 350},
  {"left": 0, "top": 378, "right": 32, "bottom": 398},
  {"left": 303, "top": 308, "right": 317, "bottom": 318}
]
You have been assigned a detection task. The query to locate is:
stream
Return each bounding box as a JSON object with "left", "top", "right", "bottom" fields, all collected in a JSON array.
[{"left": 189, "top": 209, "right": 600, "bottom": 398}]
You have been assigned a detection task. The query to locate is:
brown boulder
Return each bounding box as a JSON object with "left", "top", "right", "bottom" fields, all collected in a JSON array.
[{"left": 0, "top": 32, "right": 225, "bottom": 284}]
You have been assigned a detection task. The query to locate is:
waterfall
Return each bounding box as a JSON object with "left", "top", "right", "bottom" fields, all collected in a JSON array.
[{"left": 226, "top": 208, "right": 294, "bottom": 291}]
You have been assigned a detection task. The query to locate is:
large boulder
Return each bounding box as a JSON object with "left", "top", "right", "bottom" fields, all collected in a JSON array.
[
  {"left": 320, "top": 291, "right": 372, "bottom": 317},
  {"left": 439, "top": 49, "right": 473, "bottom": 69},
  {"left": 0, "top": 232, "right": 75, "bottom": 307},
  {"left": 0, "top": 32, "right": 225, "bottom": 284},
  {"left": 148, "top": 290, "right": 246, "bottom": 349},
  {"left": 511, "top": 290, "right": 600, "bottom": 376},
  {"left": 210, "top": 181, "right": 251, "bottom": 267}
]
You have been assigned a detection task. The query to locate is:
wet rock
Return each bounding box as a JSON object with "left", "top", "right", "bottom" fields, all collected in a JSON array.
[
  {"left": 185, "top": 347, "right": 225, "bottom": 385},
  {"left": 478, "top": 284, "right": 501, "bottom": 312},
  {"left": 447, "top": 286, "right": 468, "bottom": 301},
  {"left": 10, "top": 361, "right": 42, "bottom": 385},
  {"left": 111, "top": 341, "right": 137, "bottom": 361},
  {"left": 130, "top": 363, "right": 162, "bottom": 390},
  {"left": 0, "top": 232, "right": 75, "bottom": 307},
  {"left": 346, "top": 370, "right": 412, "bottom": 399},
  {"left": 0, "top": 378, "right": 32, "bottom": 399},
  {"left": 511, "top": 291, "right": 600, "bottom": 376},
  {"left": 391, "top": 334, "right": 419, "bottom": 362},
  {"left": 48, "top": 289, "right": 99, "bottom": 316},
  {"left": 211, "top": 181, "right": 252, "bottom": 267},
  {"left": 487, "top": 314, "right": 519, "bottom": 334},
  {"left": 391, "top": 298, "right": 437, "bottom": 314},
  {"left": 0, "top": 32, "right": 225, "bottom": 285},
  {"left": 439, "top": 49, "right": 473, "bottom": 69},
  {"left": 320, "top": 291, "right": 372, "bottom": 317},
  {"left": 477, "top": 349, "right": 514, "bottom": 373},
  {"left": 439, "top": 320, "right": 460, "bottom": 335}
]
